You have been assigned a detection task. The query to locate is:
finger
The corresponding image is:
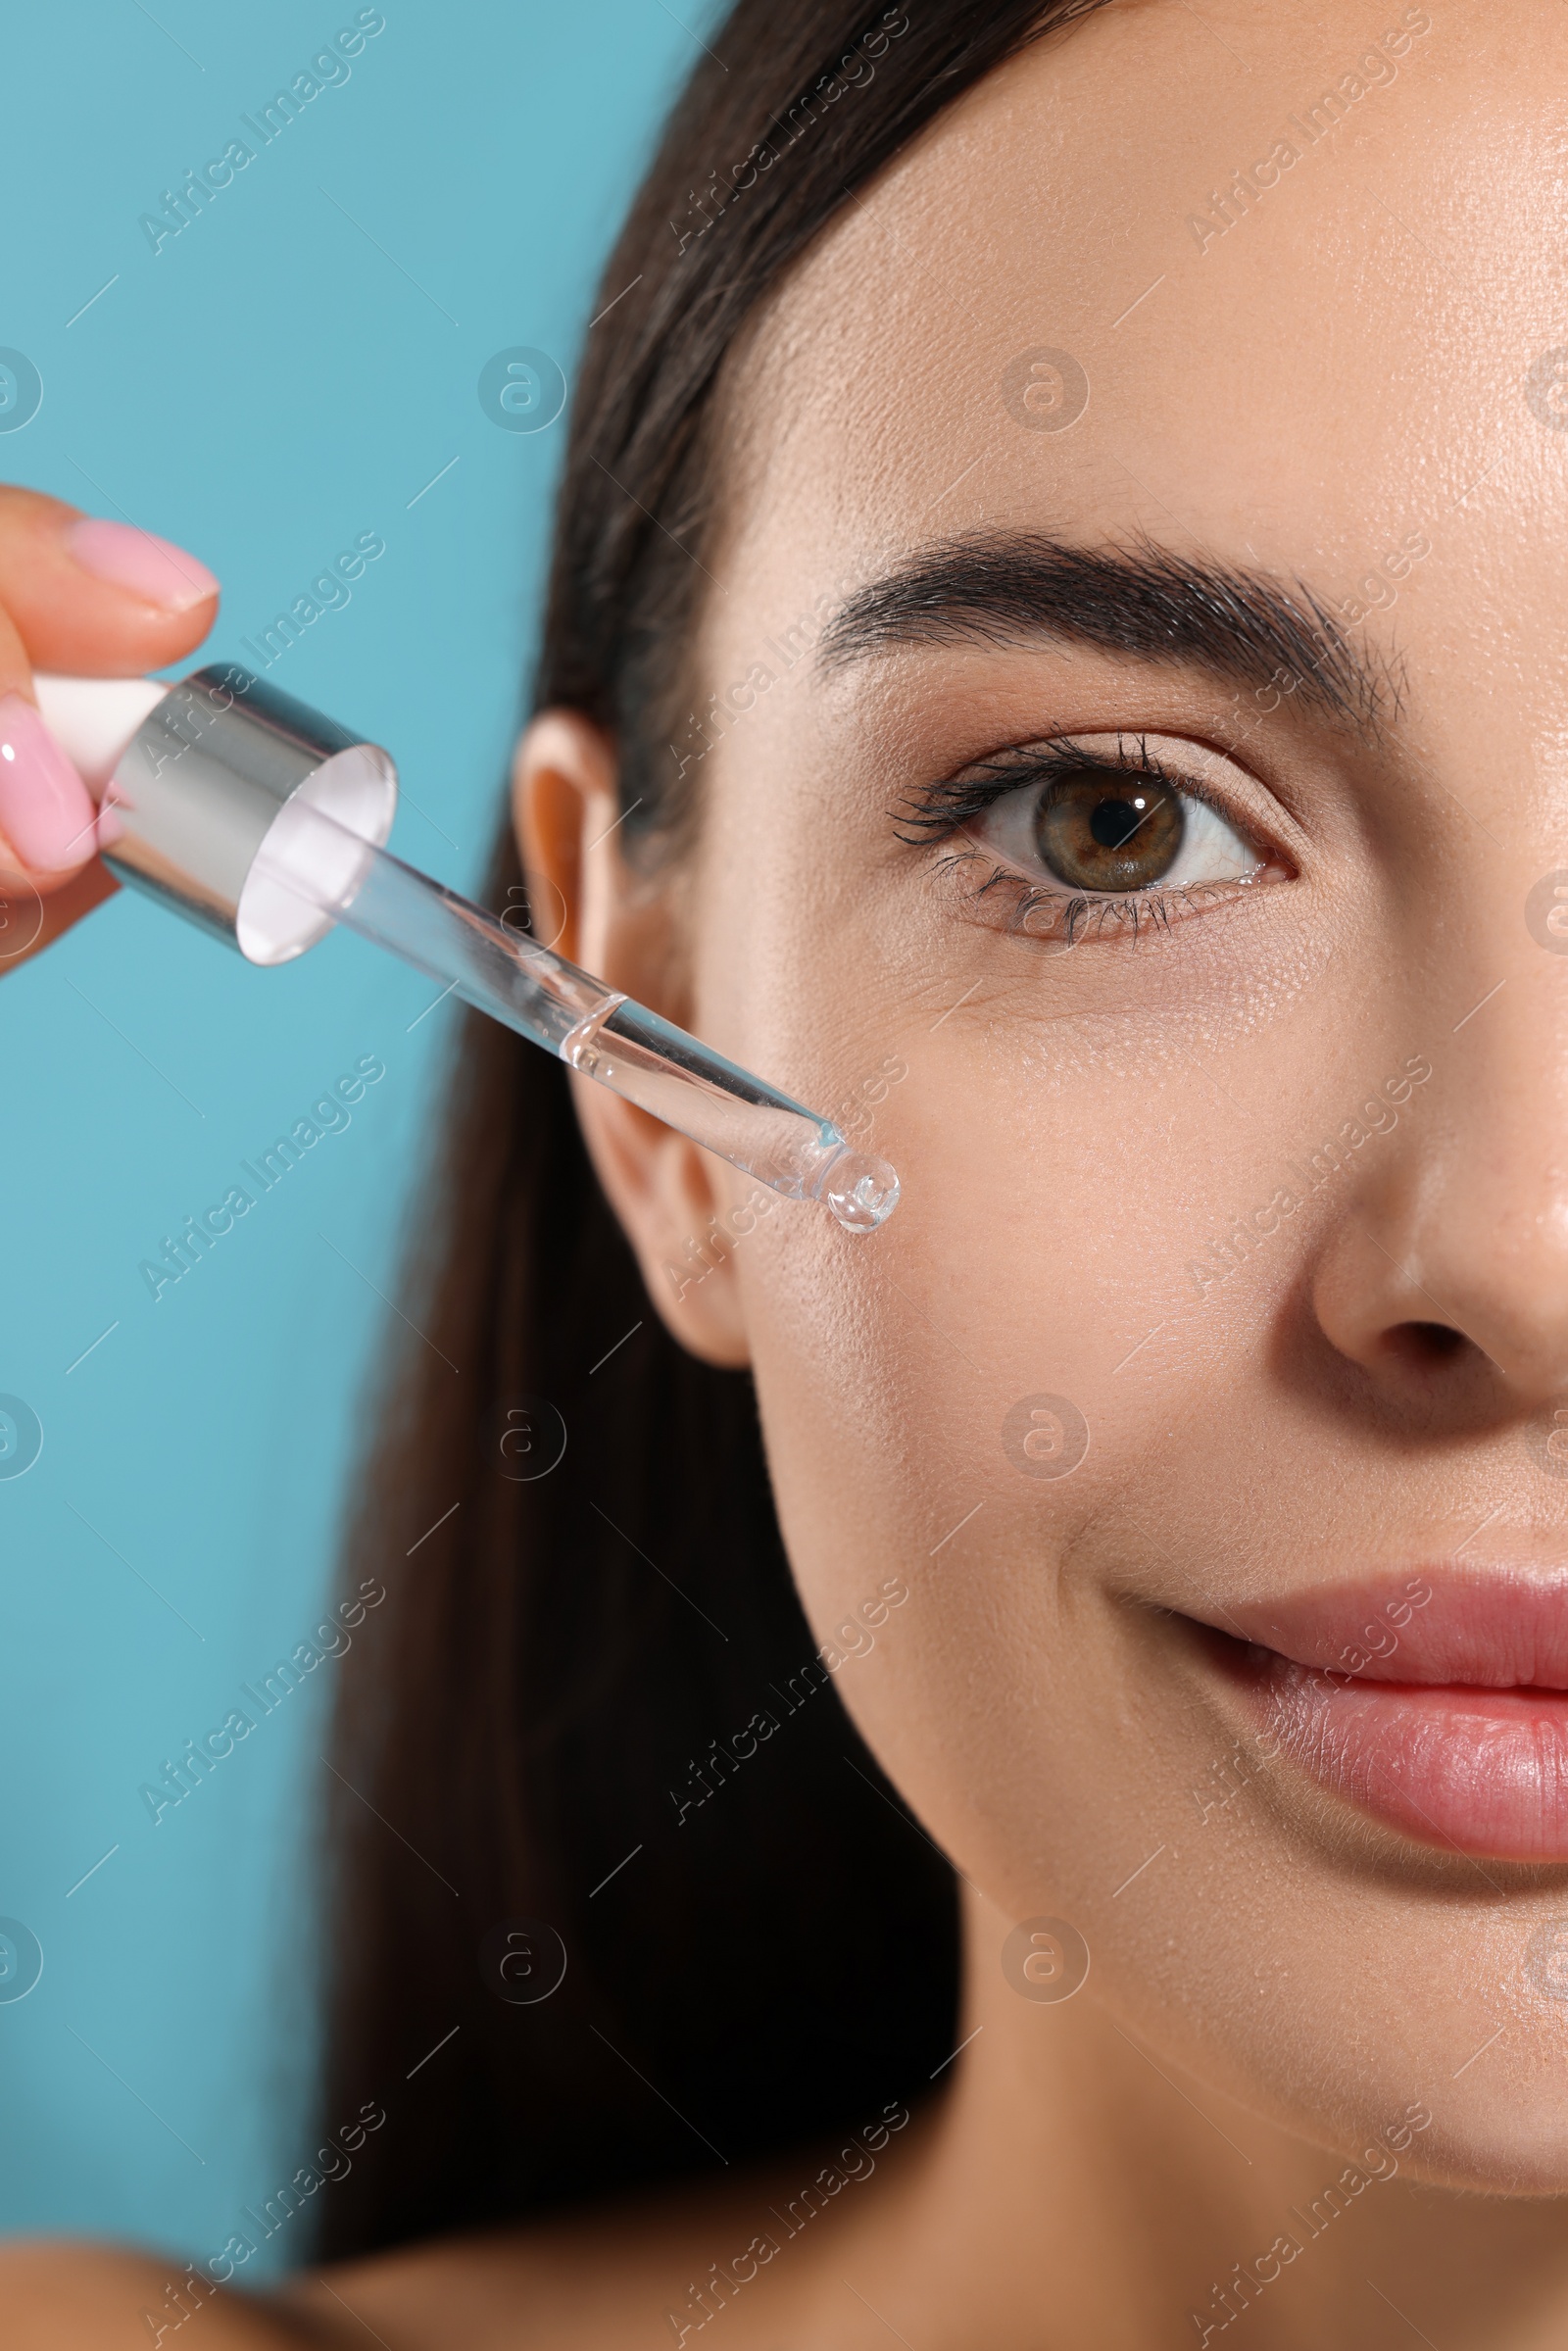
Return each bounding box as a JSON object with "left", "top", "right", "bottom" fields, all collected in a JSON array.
[
  {"left": 0, "top": 486, "right": 219, "bottom": 675},
  {"left": 0, "top": 601, "right": 104, "bottom": 891},
  {"left": 0, "top": 857, "right": 119, "bottom": 976},
  {"left": 0, "top": 488, "right": 219, "bottom": 969}
]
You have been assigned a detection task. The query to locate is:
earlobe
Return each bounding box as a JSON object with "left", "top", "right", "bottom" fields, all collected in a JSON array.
[
  {"left": 615, "top": 1118, "right": 756, "bottom": 1371},
  {"left": 511, "top": 709, "right": 753, "bottom": 1371}
]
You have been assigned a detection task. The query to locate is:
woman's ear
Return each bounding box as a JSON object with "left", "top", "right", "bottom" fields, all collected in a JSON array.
[{"left": 512, "top": 710, "right": 752, "bottom": 1370}]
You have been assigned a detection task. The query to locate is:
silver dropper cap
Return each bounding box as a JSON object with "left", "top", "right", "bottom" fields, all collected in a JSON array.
[{"left": 37, "top": 663, "right": 399, "bottom": 966}]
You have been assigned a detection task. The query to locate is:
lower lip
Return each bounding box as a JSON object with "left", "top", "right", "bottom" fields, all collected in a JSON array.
[{"left": 1208, "top": 1636, "right": 1568, "bottom": 1861}]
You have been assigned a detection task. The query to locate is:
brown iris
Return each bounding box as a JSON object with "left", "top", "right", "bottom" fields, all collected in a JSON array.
[{"left": 1033, "top": 771, "right": 1184, "bottom": 892}]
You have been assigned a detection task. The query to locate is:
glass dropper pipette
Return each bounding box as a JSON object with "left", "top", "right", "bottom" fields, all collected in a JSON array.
[{"left": 251, "top": 790, "right": 900, "bottom": 1233}]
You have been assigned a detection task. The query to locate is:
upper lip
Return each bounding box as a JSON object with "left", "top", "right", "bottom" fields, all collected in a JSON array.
[{"left": 1194, "top": 1568, "right": 1568, "bottom": 1690}]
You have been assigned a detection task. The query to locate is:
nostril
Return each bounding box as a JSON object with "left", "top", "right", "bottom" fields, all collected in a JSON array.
[{"left": 1381, "top": 1320, "right": 1467, "bottom": 1368}]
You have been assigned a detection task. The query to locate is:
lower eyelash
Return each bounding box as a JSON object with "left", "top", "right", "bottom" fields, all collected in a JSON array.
[{"left": 933, "top": 847, "right": 1253, "bottom": 945}]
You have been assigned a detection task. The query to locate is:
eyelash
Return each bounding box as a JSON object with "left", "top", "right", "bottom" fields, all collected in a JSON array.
[{"left": 896, "top": 734, "right": 1269, "bottom": 945}]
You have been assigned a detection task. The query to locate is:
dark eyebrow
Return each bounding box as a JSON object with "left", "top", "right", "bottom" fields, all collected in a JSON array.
[{"left": 817, "top": 529, "right": 1398, "bottom": 737}]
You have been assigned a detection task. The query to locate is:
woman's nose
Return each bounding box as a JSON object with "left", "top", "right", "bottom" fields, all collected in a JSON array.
[{"left": 1311, "top": 974, "right": 1568, "bottom": 1410}]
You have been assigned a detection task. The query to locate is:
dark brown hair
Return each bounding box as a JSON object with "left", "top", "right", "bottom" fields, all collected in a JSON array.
[{"left": 317, "top": 0, "right": 1106, "bottom": 2258}]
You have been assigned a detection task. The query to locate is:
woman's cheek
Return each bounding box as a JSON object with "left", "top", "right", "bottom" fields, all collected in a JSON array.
[
  {"left": 732, "top": 997, "right": 1327, "bottom": 1860},
  {"left": 732, "top": 1039, "right": 1144, "bottom": 1686}
]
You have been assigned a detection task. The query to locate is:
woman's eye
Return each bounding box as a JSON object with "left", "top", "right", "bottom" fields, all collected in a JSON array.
[{"left": 974, "top": 760, "right": 1265, "bottom": 900}]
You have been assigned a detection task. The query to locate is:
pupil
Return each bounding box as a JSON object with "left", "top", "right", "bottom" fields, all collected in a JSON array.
[
  {"left": 1089, "top": 796, "right": 1145, "bottom": 850},
  {"left": 1032, "top": 770, "right": 1185, "bottom": 893}
]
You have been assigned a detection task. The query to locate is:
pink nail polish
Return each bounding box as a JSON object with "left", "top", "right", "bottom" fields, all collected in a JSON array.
[
  {"left": 0, "top": 695, "right": 98, "bottom": 872},
  {"left": 69, "top": 516, "right": 220, "bottom": 612}
]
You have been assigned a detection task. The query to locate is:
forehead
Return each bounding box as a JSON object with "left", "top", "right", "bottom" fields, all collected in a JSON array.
[{"left": 712, "top": 0, "right": 1568, "bottom": 706}]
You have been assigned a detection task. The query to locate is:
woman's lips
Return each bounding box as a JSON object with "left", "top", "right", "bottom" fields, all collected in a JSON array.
[{"left": 1196, "top": 1571, "right": 1568, "bottom": 1862}]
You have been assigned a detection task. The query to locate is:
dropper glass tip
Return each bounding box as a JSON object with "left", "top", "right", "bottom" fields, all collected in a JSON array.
[{"left": 820, "top": 1151, "right": 901, "bottom": 1233}]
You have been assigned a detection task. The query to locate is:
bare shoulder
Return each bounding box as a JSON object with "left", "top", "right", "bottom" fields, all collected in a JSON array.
[
  {"left": 284, "top": 2098, "right": 929, "bottom": 2351},
  {"left": 0, "top": 2242, "right": 323, "bottom": 2348}
]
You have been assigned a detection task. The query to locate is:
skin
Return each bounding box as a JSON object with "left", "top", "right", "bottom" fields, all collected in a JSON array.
[{"left": 13, "top": 0, "right": 1568, "bottom": 2342}]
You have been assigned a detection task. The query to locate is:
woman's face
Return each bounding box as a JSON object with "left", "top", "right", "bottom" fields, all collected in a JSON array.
[{"left": 542, "top": 0, "right": 1568, "bottom": 2191}]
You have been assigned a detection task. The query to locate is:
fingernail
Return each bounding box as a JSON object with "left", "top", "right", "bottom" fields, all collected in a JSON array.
[
  {"left": 68, "top": 515, "right": 220, "bottom": 612},
  {"left": 0, "top": 695, "right": 98, "bottom": 872}
]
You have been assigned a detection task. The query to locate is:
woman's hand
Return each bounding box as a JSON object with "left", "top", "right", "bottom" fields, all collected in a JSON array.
[{"left": 0, "top": 487, "right": 219, "bottom": 972}]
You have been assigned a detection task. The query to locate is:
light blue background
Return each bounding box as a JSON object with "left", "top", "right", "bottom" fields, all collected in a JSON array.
[{"left": 0, "top": 0, "right": 700, "bottom": 2272}]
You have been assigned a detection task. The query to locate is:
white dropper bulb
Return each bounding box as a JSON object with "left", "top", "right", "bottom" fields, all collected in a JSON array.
[{"left": 33, "top": 673, "right": 167, "bottom": 794}]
